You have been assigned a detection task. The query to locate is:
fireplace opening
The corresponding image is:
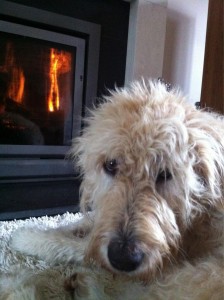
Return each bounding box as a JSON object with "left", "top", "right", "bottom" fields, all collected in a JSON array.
[
  {"left": 0, "top": 20, "right": 87, "bottom": 160},
  {"left": 0, "top": 32, "right": 76, "bottom": 146}
]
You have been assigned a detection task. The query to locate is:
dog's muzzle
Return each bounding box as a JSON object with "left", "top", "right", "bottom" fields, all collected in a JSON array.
[{"left": 108, "top": 238, "right": 144, "bottom": 272}]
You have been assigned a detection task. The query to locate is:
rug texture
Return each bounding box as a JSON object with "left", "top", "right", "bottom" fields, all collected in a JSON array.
[{"left": 0, "top": 212, "right": 83, "bottom": 300}]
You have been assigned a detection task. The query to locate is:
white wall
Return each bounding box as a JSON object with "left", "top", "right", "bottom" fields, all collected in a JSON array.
[
  {"left": 163, "top": 0, "right": 209, "bottom": 104},
  {"left": 125, "top": 0, "right": 167, "bottom": 84}
]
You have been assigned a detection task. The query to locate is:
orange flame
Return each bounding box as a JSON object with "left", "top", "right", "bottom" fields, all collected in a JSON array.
[
  {"left": 0, "top": 42, "right": 25, "bottom": 103},
  {"left": 8, "top": 66, "right": 25, "bottom": 103},
  {"left": 48, "top": 49, "right": 71, "bottom": 112}
]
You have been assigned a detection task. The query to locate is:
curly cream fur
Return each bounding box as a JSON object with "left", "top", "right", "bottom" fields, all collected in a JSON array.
[{"left": 9, "top": 80, "right": 224, "bottom": 299}]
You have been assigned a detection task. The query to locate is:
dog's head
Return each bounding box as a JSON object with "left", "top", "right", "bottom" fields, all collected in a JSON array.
[{"left": 71, "top": 80, "right": 224, "bottom": 281}]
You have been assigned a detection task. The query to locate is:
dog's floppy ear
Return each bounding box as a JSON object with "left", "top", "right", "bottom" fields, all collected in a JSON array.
[{"left": 187, "top": 110, "right": 224, "bottom": 209}]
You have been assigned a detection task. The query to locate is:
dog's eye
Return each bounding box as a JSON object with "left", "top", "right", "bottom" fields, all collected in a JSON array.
[
  {"left": 156, "top": 169, "right": 172, "bottom": 183},
  {"left": 103, "top": 159, "right": 118, "bottom": 176}
]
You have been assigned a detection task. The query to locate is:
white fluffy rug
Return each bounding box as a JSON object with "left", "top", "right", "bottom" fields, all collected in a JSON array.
[
  {"left": 0, "top": 212, "right": 83, "bottom": 300},
  {"left": 1, "top": 213, "right": 223, "bottom": 300}
]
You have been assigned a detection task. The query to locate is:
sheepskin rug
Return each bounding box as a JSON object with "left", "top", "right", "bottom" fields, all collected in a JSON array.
[{"left": 0, "top": 212, "right": 82, "bottom": 300}]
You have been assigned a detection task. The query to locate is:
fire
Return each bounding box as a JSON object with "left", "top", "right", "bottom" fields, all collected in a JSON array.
[
  {"left": 47, "top": 49, "right": 71, "bottom": 112},
  {"left": 0, "top": 42, "right": 25, "bottom": 103},
  {"left": 8, "top": 66, "right": 25, "bottom": 103}
]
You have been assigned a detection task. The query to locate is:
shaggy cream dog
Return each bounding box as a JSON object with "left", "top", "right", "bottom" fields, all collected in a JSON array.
[{"left": 9, "top": 80, "right": 224, "bottom": 299}]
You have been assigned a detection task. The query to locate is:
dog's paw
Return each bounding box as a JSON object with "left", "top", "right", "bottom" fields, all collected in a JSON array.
[
  {"left": 72, "top": 227, "right": 89, "bottom": 238},
  {"left": 64, "top": 273, "right": 90, "bottom": 299},
  {"left": 64, "top": 273, "right": 78, "bottom": 291},
  {"left": 72, "top": 219, "right": 93, "bottom": 239}
]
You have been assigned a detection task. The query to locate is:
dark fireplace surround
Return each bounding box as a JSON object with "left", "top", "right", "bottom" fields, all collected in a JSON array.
[{"left": 0, "top": 2, "right": 102, "bottom": 220}]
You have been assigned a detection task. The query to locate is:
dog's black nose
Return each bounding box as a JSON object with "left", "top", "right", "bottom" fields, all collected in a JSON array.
[{"left": 108, "top": 238, "right": 144, "bottom": 272}]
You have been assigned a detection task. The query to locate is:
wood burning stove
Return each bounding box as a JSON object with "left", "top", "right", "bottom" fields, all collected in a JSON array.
[{"left": 0, "top": 2, "right": 100, "bottom": 220}]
